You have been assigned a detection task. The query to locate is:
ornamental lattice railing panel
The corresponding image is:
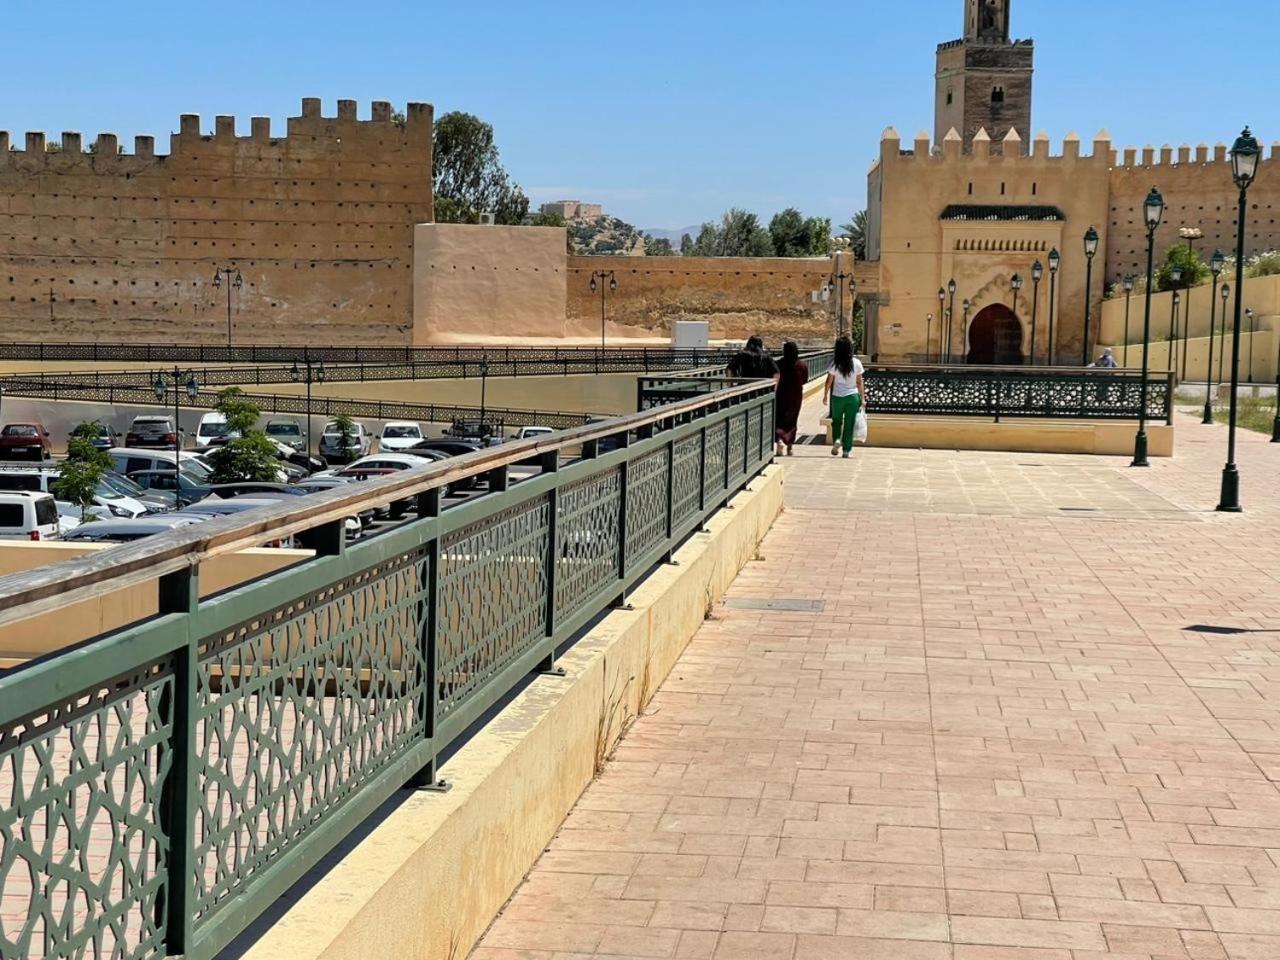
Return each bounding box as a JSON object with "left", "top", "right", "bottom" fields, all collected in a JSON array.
[{"left": 0, "top": 377, "right": 775, "bottom": 960}]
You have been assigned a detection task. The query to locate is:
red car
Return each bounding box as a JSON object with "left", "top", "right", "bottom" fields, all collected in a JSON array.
[{"left": 0, "top": 423, "right": 53, "bottom": 461}]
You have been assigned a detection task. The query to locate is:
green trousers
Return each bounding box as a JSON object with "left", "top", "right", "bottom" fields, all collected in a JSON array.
[{"left": 829, "top": 394, "right": 862, "bottom": 453}]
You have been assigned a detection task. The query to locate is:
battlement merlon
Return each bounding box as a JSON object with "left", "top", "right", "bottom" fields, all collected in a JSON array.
[
  {"left": 1110, "top": 140, "right": 1280, "bottom": 170},
  {"left": 0, "top": 98, "right": 435, "bottom": 168},
  {"left": 878, "top": 127, "right": 1112, "bottom": 164}
]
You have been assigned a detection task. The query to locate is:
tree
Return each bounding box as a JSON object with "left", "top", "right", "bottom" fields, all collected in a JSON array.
[
  {"left": 52, "top": 421, "right": 111, "bottom": 522},
  {"left": 330, "top": 413, "right": 359, "bottom": 466},
  {"left": 691, "top": 223, "right": 719, "bottom": 257},
  {"left": 840, "top": 210, "right": 869, "bottom": 260},
  {"left": 713, "top": 208, "right": 773, "bottom": 257},
  {"left": 1155, "top": 245, "right": 1210, "bottom": 292},
  {"left": 205, "top": 388, "right": 279, "bottom": 483},
  {"left": 679, "top": 233, "right": 694, "bottom": 256},
  {"left": 645, "top": 235, "right": 674, "bottom": 256},
  {"left": 432, "top": 111, "right": 529, "bottom": 225},
  {"left": 768, "top": 208, "right": 832, "bottom": 258}
]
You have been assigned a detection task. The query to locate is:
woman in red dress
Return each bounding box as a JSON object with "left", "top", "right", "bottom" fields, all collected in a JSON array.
[{"left": 774, "top": 341, "right": 808, "bottom": 456}]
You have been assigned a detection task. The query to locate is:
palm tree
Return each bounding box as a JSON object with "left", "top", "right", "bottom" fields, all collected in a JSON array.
[{"left": 839, "top": 210, "right": 868, "bottom": 260}]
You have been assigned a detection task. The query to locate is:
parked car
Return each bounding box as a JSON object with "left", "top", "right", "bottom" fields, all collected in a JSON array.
[
  {"left": 108, "top": 448, "right": 214, "bottom": 482},
  {"left": 292, "top": 475, "right": 376, "bottom": 528},
  {"left": 0, "top": 466, "right": 151, "bottom": 518},
  {"left": 514, "top": 425, "right": 555, "bottom": 441},
  {"left": 81, "top": 423, "right": 119, "bottom": 450},
  {"left": 445, "top": 418, "right": 501, "bottom": 445},
  {"left": 62, "top": 515, "right": 205, "bottom": 543},
  {"left": 98, "top": 472, "right": 172, "bottom": 514},
  {"left": 318, "top": 420, "right": 372, "bottom": 462},
  {"left": 378, "top": 421, "right": 424, "bottom": 452},
  {"left": 126, "top": 468, "right": 214, "bottom": 505},
  {"left": 264, "top": 418, "right": 306, "bottom": 451},
  {"left": 0, "top": 423, "right": 53, "bottom": 461},
  {"left": 177, "top": 497, "right": 292, "bottom": 520},
  {"left": 209, "top": 482, "right": 306, "bottom": 499},
  {"left": 406, "top": 438, "right": 487, "bottom": 490},
  {"left": 0, "top": 492, "right": 60, "bottom": 540},
  {"left": 194, "top": 412, "right": 237, "bottom": 449},
  {"left": 125, "top": 415, "right": 180, "bottom": 449}
]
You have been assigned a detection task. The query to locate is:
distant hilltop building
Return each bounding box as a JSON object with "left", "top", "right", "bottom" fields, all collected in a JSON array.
[{"left": 539, "top": 200, "right": 603, "bottom": 221}]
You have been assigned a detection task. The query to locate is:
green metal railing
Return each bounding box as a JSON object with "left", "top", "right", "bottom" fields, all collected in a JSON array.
[
  {"left": 637, "top": 349, "right": 833, "bottom": 409},
  {"left": 0, "top": 378, "right": 776, "bottom": 960}
]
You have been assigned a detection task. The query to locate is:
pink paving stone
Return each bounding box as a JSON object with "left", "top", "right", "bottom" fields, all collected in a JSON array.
[{"left": 471, "top": 403, "right": 1280, "bottom": 957}]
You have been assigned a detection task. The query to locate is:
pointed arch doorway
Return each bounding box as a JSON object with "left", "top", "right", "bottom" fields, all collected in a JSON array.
[{"left": 967, "top": 304, "right": 1024, "bottom": 365}]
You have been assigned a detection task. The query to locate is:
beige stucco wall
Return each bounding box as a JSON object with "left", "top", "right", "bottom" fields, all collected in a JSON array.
[
  {"left": 413, "top": 223, "right": 568, "bottom": 343},
  {"left": 0, "top": 544, "right": 310, "bottom": 667},
  {"left": 870, "top": 128, "right": 1113, "bottom": 365},
  {"left": 0, "top": 99, "right": 433, "bottom": 346}
]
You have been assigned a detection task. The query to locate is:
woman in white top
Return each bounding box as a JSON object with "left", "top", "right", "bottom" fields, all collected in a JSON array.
[{"left": 821, "top": 336, "right": 865, "bottom": 458}]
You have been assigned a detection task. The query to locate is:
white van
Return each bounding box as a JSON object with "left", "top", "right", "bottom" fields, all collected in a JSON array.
[
  {"left": 0, "top": 465, "right": 150, "bottom": 518},
  {"left": 0, "top": 492, "right": 60, "bottom": 541},
  {"left": 195, "top": 412, "right": 237, "bottom": 449}
]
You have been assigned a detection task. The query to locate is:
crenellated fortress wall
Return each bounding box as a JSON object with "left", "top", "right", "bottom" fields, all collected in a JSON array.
[{"left": 0, "top": 98, "right": 433, "bottom": 345}]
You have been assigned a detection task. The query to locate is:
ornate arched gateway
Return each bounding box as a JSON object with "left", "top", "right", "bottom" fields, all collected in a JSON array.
[{"left": 967, "top": 304, "right": 1023, "bottom": 365}]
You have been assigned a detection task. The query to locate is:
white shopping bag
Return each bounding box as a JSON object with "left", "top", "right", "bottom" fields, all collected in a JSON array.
[{"left": 854, "top": 410, "right": 869, "bottom": 444}]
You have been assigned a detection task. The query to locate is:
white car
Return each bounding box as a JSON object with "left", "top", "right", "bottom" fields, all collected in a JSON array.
[
  {"left": 514, "top": 425, "right": 555, "bottom": 441},
  {"left": 0, "top": 492, "right": 60, "bottom": 541},
  {"left": 319, "top": 421, "right": 372, "bottom": 461},
  {"left": 378, "top": 421, "right": 424, "bottom": 452},
  {"left": 195, "top": 412, "right": 237, "bottom": 448},
  {"left": 0, "top": 465, "right": 150, "bottom": 518}
]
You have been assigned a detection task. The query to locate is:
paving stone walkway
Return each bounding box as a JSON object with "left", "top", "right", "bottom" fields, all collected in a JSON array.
[{"left": 473, "top": 408, "right": 1280, "bottom": 960}]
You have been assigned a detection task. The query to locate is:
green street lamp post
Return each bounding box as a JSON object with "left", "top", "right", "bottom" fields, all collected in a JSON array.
[
  {"left": 289, "top": 355, "right": 327, "bottom": 457},
  {"left": 946, "top": 278, "right": 957, "bottom": 364},
  {"left": 479, "top": 358, "right": 490, "bottom": 427},
  {"left": 1219, "top": 282, "right": 1230, "bottom": 386},
  {"left": 925, "top": 313, "right": 934, "bottom": 364},
  {"left": 1120, "top": 275, "right": 1136, "bottom": 366},
  {"left": 1029, "top": 260, "right": 1043, "bottom": 365},
  {"left": 589, "top": 270, "right": 617, "bottom": 349},
  {"left": 962, "top": 299, "right": 972, "bottom": 360},
  {"left": 936, "top": 287, "right": 946, "bottom": 364},
  {"left": 1047, "top": 248, "right": 1061, "bottom": 365},
  {"left": 1010, "top": 273, "right": 1023, "bottom": 359},
  {"left": 1179, "top": 227, "right": 1203, "bottom": 381},
  {"left": 1132, "top": 187, "right": 1164, "bottom": 468},
  {"left": 1203, "top": 252, "right": 1223, "bottom": 424},
  {"left": 1218, "top": 127, "right": 1261, "bottom": 513},
  {"left": 1167, "top": 264, "right": 1183, "bottom": 379},
  {"left": 212, "top": 266, "right": 243, "bottom": 349},
  {"left": 152, "top": 367, "right": 199, "bottom": 506},
  {"left": 1247, "top": 308, "right": 1256, "bottom": 382},
  {"left": 1081, "top": 227, "right": 1099, "bottom": 365},
  {"left": 1272, "top": 318, "right": 1280, "bottom": 442}
]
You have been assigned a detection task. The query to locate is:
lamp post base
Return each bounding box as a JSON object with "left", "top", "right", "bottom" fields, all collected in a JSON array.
[
  {"left": 1130, "top": 431, "right": 1149, "bottom": 468},
  {"left": 1202, "top": 399, "right": 1214, "bottom": 425},
  {"left": 1217, "top": 466, "right": 1242, "bottom": 513},
  {"left": 1271, "top": 415, "right": 1280, "bottom": 443}
]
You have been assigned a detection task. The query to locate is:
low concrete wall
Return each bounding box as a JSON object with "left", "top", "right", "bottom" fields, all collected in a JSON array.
[
  {"left": 0, "top": 543, "right": 310, "bottom": 667},
  {"left": 855, "top": 416, "right": 1174, "bottom": 457},
  {"left": 239, "top": 465, "right": 785, "bottom": 960}
]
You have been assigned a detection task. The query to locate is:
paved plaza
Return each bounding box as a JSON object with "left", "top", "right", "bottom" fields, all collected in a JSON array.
[{"left": 472, "top": 405, "right": 1280, "bottom": 960}]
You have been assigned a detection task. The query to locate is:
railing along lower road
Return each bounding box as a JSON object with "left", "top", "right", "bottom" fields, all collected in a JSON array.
[
  {"left": 0, "top": 378, "right": 777, "bottom": 960},
  {"left": 637, "top": 349, "right": 834, "bottom": 409},
  {"left": 0, "top": 376, "right": 597, "bottom": 431},
  {"left": 0, "top": 340, "right": 735, "bottom": 374}
]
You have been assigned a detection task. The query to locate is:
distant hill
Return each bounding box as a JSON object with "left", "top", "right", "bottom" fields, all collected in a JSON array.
[{"left": 568, "top": 214, "right": 645, "bottom": 256}]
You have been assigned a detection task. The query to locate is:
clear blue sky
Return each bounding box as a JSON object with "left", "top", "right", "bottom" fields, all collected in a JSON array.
[{"left": 2, "top": 1, "right": 1275, "bottom": 231}]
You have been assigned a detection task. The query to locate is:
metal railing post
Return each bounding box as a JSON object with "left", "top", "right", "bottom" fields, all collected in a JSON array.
[
  {"left": 411, "top": 488, "right": 447, "bottom": 790},
  {"left": 541, "top": 452, "right": 564, "bottom": 675},
  {"left": 664, "top": 435, "right": 677, "bottom": 563},
  {"left": 157, "top": 567, "right": 198, "bottom": 956}
]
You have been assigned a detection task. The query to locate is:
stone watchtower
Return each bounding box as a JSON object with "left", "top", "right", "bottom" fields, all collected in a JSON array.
[{"left": 934, "top": 0, "right": 1033, "bottom": 152}]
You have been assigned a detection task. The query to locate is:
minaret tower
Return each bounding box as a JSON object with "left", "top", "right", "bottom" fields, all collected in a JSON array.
[{"left": 935, "top": 0, "right": 1033, "bottom": 152}]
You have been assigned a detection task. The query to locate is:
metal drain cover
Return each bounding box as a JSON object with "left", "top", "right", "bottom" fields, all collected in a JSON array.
[{"left": 723, "top": 598, "right": 826, "bottom": 612}]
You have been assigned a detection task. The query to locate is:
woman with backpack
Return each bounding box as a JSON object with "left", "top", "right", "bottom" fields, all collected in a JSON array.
[{"left": 822, "top": 336, "right": 865, "bottom": 459}]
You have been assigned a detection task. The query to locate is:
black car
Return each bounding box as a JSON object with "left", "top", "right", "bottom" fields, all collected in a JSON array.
[
  {"left": 406, "top": 439, "right": 487, "bottom": 490},
  {"left": 209, "top": 482, "right": 307, "bottom": 499}
]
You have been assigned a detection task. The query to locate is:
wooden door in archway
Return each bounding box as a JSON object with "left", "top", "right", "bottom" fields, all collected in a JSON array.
[{"left": 968, "top": 304, "right": 1024, "bottom": 365}]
